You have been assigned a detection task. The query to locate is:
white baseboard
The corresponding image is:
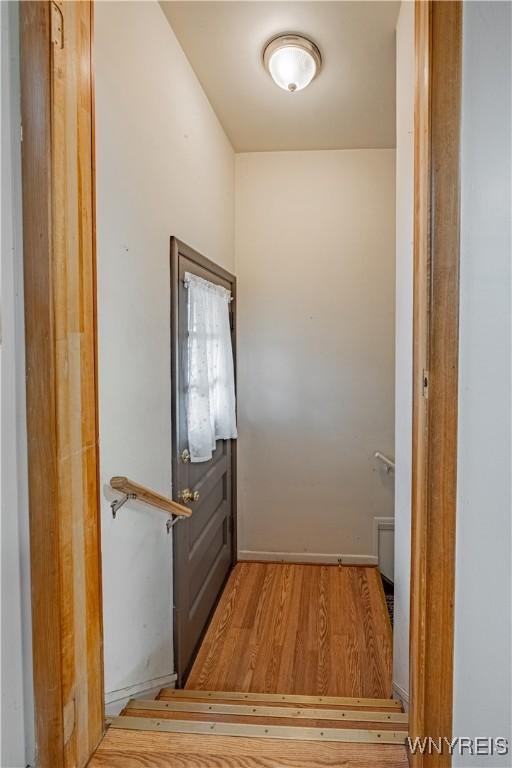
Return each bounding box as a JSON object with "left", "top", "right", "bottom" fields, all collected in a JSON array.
[
  {"left": 105, "top": 672, "right": 177, "bottom": 715},
  {"left": 238, "top": 550, "right": 378, "bottom": 566},
  {"left": 392, "top": 681, "right": 409, "bottom": 712}
]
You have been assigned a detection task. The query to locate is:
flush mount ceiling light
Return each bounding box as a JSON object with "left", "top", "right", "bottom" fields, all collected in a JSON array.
[{"left": 263, "top": 34, "right": 322, "bottom": 93}]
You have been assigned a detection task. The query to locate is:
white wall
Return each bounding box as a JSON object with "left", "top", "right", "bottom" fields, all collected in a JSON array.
[
  {"left": 0, "top": 2, "right": 35, "bottom": 764},
  {"left": 95, "top": 0, "right": 234, "bottom": 707},
  {"left": 453, "top": 2, "right": 511, "bottom": 764},
  {"left": 235, "top": 149, "right": 395, "bottom": 563},
  {"left": 392, "top": 0, "right": 414, "bottom": 708}
]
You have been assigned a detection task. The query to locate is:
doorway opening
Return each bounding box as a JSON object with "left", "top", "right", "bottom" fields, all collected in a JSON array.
[
  {"left": 170, "top": 238, "right": 237, "bottom": 686},
  {"left": 17, "top": 1, "right": 462, "bottom": 766},
  {"left": 158, "top": 1, "right": 398, "bottom": 701}
]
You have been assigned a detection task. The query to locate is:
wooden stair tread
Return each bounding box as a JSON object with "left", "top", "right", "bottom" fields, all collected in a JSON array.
[
  {"left": 90, "top": 727, "right": 409, "bottom": 767},
  {"left": 126, "top": 698, "right": 407, "bottom": 730},
  {"left": 158, "top": 687, "right": 402, "bottom": 711},
  {"left": 125, "top": 708, "right": 404, "bottom": 731},
  {"left": 109, "top": 714, "right": 408, "bottom": 745}
]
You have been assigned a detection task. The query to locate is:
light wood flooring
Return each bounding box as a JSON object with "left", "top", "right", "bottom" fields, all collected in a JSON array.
[
  {"left": 89, "top": 563, "right": 401, "bottom": 767},
  {"left": 186, "top": 562, "right": 392, "bottom": 699}
]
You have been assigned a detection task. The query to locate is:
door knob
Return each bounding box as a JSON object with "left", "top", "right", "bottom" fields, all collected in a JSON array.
[{"left": 179, "top": 488, "right": 200, "bottom": 503}]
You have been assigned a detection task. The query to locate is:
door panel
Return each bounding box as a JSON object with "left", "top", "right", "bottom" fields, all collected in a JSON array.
[{"left": 170, "top": 238, "right": 237, "bottom": 685}]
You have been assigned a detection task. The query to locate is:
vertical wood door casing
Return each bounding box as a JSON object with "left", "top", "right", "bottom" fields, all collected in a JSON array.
[
  {"left": 410, "top": 1, "right": 431, "bottom": 755},
  {"left": 20, "top": 5, "right": 62, "bottom": 765},
  {"left": 409, "top": 2, "right": 462, "bottom": 766},
  {"left": 20, "top": 3, "right": 104, "bottom": 767}
]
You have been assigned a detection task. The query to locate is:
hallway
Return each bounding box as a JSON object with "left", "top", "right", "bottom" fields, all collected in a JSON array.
[{"left": 185, "top": 562, "right": 392, "bottom": 698}]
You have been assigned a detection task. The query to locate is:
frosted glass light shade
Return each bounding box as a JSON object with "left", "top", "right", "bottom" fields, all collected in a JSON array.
[{"left": 263, "top": 35, "right": 322, "bottom": 93}]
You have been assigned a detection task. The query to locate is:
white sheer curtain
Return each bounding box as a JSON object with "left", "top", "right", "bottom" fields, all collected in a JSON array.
[{"left": 185, "top": 272, "right": 237, "bottom": 462}]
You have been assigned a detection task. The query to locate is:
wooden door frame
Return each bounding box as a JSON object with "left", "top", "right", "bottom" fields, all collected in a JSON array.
[
  {"left": 409, "top": 1, "right": 462, "bottom": 765},
  {"left": 169, "top": 236, "right": 238, "bottom": 686},
  {"left": 20, "top": 3, "right": 104, "bottom": 767},
  {"left": 20, "top": 5, "right": 63, "bottom": 763},
  {"left": 19, "top": 1, "right": 461, "bottom": 765}
]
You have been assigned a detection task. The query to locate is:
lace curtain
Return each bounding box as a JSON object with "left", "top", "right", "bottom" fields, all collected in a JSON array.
[{"left": 185, "top": 272, "right": 237, "bottom": 462}]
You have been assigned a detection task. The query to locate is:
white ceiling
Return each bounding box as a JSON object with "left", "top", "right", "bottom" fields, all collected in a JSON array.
[{"left": 160, "top": 1, "right": 399, "bottom": 152}]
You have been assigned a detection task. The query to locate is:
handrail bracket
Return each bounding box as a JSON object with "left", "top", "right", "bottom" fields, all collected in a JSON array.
[
  {"left": 111, "top": 493, "right": 137, "bottom": 519},
  {"left": 166, "top": 516, "right": 183, "bottom": 534}
]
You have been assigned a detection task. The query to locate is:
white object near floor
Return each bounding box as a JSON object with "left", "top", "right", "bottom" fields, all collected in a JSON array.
[{"left": 373, "top": 517, "right": 395, "bottom": 583}]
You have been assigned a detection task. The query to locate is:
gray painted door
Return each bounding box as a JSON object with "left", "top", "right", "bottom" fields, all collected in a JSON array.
[{"left": 170, "top": 237, "right": 236, "bottom": 686}]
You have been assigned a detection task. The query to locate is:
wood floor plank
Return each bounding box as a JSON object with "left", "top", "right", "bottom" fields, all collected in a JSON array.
[
  {"left": 317, "top": 565, "right": 331, "bottom": 694},
  {"left": 352, "top": 569, "right": 387, "bottom": 698},
  {"left": 251, "top": 564, "right": 285, "bottom": 692},
  {"left": 275, "top": 565, "right": 304, "bottom": 692},
  {"left": 236, "top": 561, "right": 265, "bottom": 629},
  {"left": 185, "top": 563, "right": 393, "bottom": 698}
]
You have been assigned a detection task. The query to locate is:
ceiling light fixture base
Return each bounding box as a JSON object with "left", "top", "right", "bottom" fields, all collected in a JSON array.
[{"left": 263, "top": 34, "right": 322, "bottom": 93}]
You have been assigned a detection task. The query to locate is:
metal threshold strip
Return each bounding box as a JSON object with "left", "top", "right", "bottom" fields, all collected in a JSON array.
[
  {"left": 158, "top": 688, "right": 402, "bottom": 710},
  {"left": 126, "top": 698, "right": 408, "bottom": 724},
  {"left": 109, "top": 716, "right": 408, "bottom": 745}
]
